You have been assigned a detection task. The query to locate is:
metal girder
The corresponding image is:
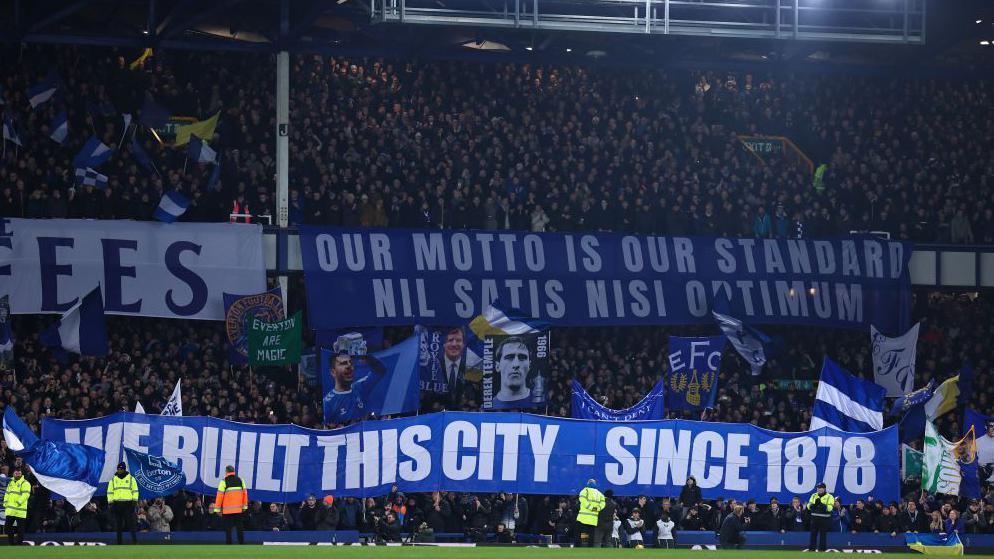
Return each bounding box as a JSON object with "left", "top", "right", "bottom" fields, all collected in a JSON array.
[
  {"left": 28, "top": 0, "right": 98, "bottom": 33},
  {"left": 284, "top": 0, "right": 331, "bottom": 38},
  {"left": 372, "top": 0, "right": 926, "bottom": 45},
  {"left": 159, "top": 0, "right": 246, "bottom": 40}
]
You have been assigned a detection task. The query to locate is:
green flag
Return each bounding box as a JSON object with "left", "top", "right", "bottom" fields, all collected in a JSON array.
[
  {"left": 902, "top": 443, "right": 923, "bottom": 480},
  {"left": 248, "top": 310, "right": 302, "bottom": 366},
  {"left": 922, "top": 420, "right": 962, "bottom": 495}
]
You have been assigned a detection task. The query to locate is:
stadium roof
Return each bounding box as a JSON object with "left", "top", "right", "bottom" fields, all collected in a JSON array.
[{"left": 0, "top": 0, "right": 991, "bottom": 71}]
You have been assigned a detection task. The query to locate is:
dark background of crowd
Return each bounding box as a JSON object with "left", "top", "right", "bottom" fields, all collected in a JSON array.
[
  {"left": 3, "top": 42, "right": 994, "bottom": 542},
  {"left": 1, "top": 44, "right": 993, "bottom": 243}
]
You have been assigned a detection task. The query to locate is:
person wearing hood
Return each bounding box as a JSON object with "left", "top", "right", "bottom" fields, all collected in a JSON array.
[{"left": 577, "top": 478, "right": 605, "bottom": 546}]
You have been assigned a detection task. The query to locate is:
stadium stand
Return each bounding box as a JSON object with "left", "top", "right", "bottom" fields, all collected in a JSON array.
[{"left": 2, "top": 38, "right": 994, "bottom": 547}]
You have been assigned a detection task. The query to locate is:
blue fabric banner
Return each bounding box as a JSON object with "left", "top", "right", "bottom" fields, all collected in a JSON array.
[
  {"left": 299, "top": 228, "right": 913, "bottom": 332},
  {"left": 124, "top": 448, "right": 187, "bottom": 499},
  {"left": 571, "top": 379, "right": 666, "bottom": 421},
  {"left": 666, "top": 336, "right": 725, "bottom": 411},
  {"left": 42, "top": 412, "right": 899, "bottom": 504},
  {"left": 320, "top": 333, "right": 421, "bottom": 424}
]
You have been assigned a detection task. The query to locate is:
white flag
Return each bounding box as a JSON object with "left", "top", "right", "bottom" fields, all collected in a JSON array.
[
  {"left": 134, "top": 402, "right": 146, "bottom": 414},
  {"left": 922, "top": 420, "right": 962, "bottom": 495},
  {"left": 161, "top": 380, "right": 182, "bottom": 416},
  {"left": 871, "top": 322, "right": 919, "bottom": 396}
]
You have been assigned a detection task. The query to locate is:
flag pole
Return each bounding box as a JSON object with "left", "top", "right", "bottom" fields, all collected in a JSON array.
[{"left": 117, "top": 123, "right": 130, "bottom": 150}]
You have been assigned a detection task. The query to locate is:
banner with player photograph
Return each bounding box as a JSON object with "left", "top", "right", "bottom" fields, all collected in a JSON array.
[
  {"left": 418, "top": 326, "right": 468, "bottom": 395},
  {"left": 667, "top": 335, "right": 726, "bottom": 411},
  {"left": 320, "top": 331, "right": 421, "bottom": 424},
  {"left": 298, "top": 228, "right": 913, "bottom": 333},
  {"left": 481, "top": 332, "right": 550, "bottom": 411}
]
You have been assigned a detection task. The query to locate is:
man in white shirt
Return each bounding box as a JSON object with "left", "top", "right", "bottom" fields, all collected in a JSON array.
[{"left": 656, "top": 512, "right": 676, "bottom": 549}]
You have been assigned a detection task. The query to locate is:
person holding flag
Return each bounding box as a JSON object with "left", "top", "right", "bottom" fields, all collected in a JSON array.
[
  {"left": 3, "top": 465, "right": 30, "bottom": 546},
  {"left": 107, "top": 462, "right": 139, "bottom": 545}
]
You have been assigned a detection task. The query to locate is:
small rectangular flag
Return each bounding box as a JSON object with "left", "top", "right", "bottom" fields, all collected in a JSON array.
[
  {"left": 140, "top": 97, "right": 171, "bottom": 129},
  {"left": 154, "top": 190, "right": 190, "bottom": 223},
  {"left": 72, "top": 135, "right": 114, "bottom": 169},
  {"left": 810, "top": 357, "right": 885, "bottom": 433},
  {"left": 130, "top": 137, "right": 155, "bottom": 173},
  {"left": 75, "top": 167, "right": 108, "bottom": 189},
  {"left": 666, "top": 335, "right": 725, "bottom": 411},
  {"left": 174, "top": 112, "right": 219, "bottom": 146},
  {"left": 2, "top": 115, "right": 22, "bottom": 146},
  {"left": 248, "top": 311, "right": 302, "bottom": 366},
  {"left": 161, "top": 380, "right": 182, "bottom": 416},
  {"left": 871, "top": 322, "right": 920, "bottom": 396},
  {"left": 124, "top": 448, "right": 186, "bottom": 498},
  {"left": 49, "top": 111, "right": 68, "bottom": 145},
  {"left": 187, "top": 135, "right": 216, "bottom": 163},
  {"left": 39, "top": 286, "right": 108, "bottom": 356},
  {"left": 905, "top": 532, "right": 964, "bottom": 556},
  {"left": 27, "top": 72, "right": 60, "bottom": 109},
  {"left": 902, "top": 443, "right": 923, "bottom": 480},
  {"left": 713, "top": 309, "right": 770, "bottom": 376}
]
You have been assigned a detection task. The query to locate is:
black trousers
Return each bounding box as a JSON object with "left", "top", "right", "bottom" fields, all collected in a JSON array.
[
  {"left": 593, "top": 523, "right": 613, "bottom": 547},
  {"left": 809, "top": 515, "right": 830, "bottom": 551},
  {"left": 223, "top": 513, "right": 246, "bottom": 545},
  {"left": 576, "top": 522, "right": 596, "bottom": 546},
  {"left": 5, "top": 516, "right": 26, "bottom": 545},
  {"left": 112, "top": 501, "right": 138, "bottom": 545}
]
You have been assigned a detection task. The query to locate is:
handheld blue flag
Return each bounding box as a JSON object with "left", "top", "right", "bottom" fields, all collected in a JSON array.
[
  {"left": 39, "top": 286, "right": 108, "bottom": 357},
  {"left": 27, "top": 71, "right": 60, "bottom": 109},
  {"left": 154, "top": 190, "right": 190, "bottom": 223},
  {"left": 811, "top": 357, "right": 885, "bottom": 433},
  {"left": 49, "top": 111, "right": 68, "bottom": 145},
  {"left": 124, "top": 448, "right": 186, "bottom": 499},
  {"left": 3, "top": 407, "right": 104, "bottom": 510},
  {"left": 72, "top": 135, "right": 114, "bottom": 169}
]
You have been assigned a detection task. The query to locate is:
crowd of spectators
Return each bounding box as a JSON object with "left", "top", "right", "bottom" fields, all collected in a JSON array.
[
  {"left": 2, "top": 44, "right": 994, "bottom": 242},
  {"left": 3, "top": 43, "right": 994, "bottom": 544}
]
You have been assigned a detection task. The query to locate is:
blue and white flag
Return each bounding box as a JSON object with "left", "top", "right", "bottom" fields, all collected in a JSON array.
[
  {"left": 2, "top": 115, "right": 22, "bottom": 146},
  {"left": 154, "top": 190, "right": 189, "bottom": 223},
  {"left": 39, "top": 286, "right": 108, "bottom": 357},
  {"left": 134, "top": 402, "right": 146, "bottom": 414},
  {"left": 124, "top": 448, "right": 186, "bottom": 499},
  {"left": 811, "top": 357, "right": 885, "bottom": 433},
  {"left": 187, "top": 135, "right": 216, "bottom": 163},
  {"left": 713, "top": 310, "right": 770, "bottom": 376},
  {"left": 27, "top": 72, "right": 60, "bottom": 109},
  {"left": 0, "top": 295, "right": 13, "bottom": 366},
  {"left": 667, "top": 335, "right": 725, "bottom": 411},
  {"left": 74, "top": 167, "right": 108, "bottom": 189},
  {"left": 871, "top": 322, "right": 919, "bottom": 397},
  {"left": 321, "top": 332, "right": 421, "bottom": 424},
  {"left": 49, "top": 111, "right": 68, "bottom": 145},
  {"left": 3, "top": 407, "right": 104, "bottom": 510},
  {"left": 571, "top": 379, "right": 666, "bottom": 421},
  {"left": 161, "top": 380, "right": 182, "bottom": 416},
  {"left": 72, "top": 135, "right": 113, "bottom": 169}
]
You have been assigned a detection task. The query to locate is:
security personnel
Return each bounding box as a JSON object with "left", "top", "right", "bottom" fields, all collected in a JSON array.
[
  {"left": 807, "top": 482, "right": 835, "bottom": 552},
  {"left": 107, "top": 461, "right": 139, "bottom": 545},
  {"left": 214, "top": 465, "right": 249, "bottom": 544},
  {"left": 3, "top": 466, "right": 31, "bottom": 545},
  {"left": 577, "top": 478, "right": 605, "bottom": 547}
]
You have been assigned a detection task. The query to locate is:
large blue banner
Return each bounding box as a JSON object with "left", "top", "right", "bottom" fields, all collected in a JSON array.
[
  {"left": 42, "top": 412, "right": 899, "bottom": 504},
  {"left": 299, "top": 228, "right": 912, "bottom": 332},
  {"left": 571, "top": 379, "right": 666, "bottom": 421}
]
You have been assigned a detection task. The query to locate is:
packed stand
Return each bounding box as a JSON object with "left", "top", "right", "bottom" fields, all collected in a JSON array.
[{"left": 2, "top": 45, "right": 994, "bottom": 243}]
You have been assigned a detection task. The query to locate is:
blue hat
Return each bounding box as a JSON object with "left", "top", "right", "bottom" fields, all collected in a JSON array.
[{"left": 586, "top": 478, "right": 597, "bottom": 488}]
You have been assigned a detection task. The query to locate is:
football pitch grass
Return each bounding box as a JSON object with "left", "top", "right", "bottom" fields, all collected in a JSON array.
[{"left": 0, "top": 548, "right": 917, "bottom": 559}]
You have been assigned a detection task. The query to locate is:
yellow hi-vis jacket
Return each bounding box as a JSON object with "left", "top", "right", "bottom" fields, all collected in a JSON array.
[
  {"left": 3, "top": 477, "right": 31, "bottom": 519},
  {"left": 577, "top": 486, "right": 606, "bottom": 526},
  {"left": 107, "top": 474, "right": 139, "bottom": 503}
]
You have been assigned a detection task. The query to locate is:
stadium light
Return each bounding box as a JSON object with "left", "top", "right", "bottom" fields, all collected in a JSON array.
[
  {"left": 565, "top": 48, "right": 572, "bottom": 53},
  {"left": 977, "top": 19, "right": 983, "bottom": 24},
  {"left": 525, "top": 46, "right": 533, "bottom": 51},
  {"left": 982, "top": 40, "right": 991, "bottom": 45}
]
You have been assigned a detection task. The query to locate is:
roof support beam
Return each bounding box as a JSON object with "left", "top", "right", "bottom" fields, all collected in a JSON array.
[{"left": 28, "top": 0, "right": 97, "bottom": 33}]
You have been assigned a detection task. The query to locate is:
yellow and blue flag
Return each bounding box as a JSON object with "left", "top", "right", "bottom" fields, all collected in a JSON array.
[{"left": 906, "top": 532, "right": 964, "bottom": 555}]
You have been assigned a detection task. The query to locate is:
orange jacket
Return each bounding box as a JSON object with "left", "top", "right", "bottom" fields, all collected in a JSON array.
[{"left": 214, "top": 472, "right": 248, "bottom": 515}]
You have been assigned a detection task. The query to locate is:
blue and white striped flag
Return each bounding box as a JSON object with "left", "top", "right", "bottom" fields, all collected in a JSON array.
[
  {"left": 713, "top": 309, "right": 770, "bottom": 376},
  {"left": 811, "top": 357, "right": 885, "bottom": 433},
  {"left": 154, "top": 190, "right": 190, "bottom": 223},
  {"left": 27, "top": 72, "right": 60, "bottom": 109},
  {"left": 75, "top": 167, "right": 108, "bottom": 189},
  {"left": 49, "top": 111, "right": 68, "bottom": 145},
  {"left": 187, "top": 135, "right": 216, "bottom": 163},
  {"left": 3, "top": 407, "right": 104, "bottom": 511},
  {"left": 2, "top": 115, "right": 22, "bottom": 147},
  {"left": 39, "top": 286, "right": 108, "bottom": 357},
  {"left": 73, "top": 135, "right": 113, "bottom": 169}
]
